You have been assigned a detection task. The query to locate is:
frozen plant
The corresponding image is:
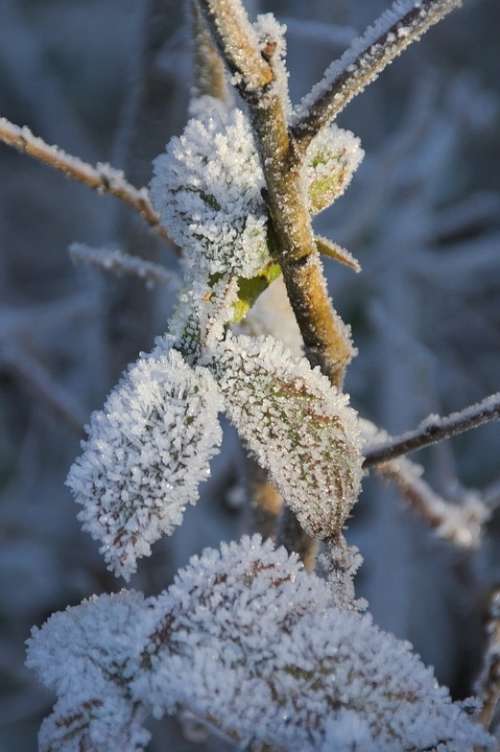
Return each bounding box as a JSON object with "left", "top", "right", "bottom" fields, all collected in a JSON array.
[
  {"left": 27, "top": 536, "right": 493, "bottom": 752},
  {"left": 0, "top": 0, "right": 499, "bottom": 749}
]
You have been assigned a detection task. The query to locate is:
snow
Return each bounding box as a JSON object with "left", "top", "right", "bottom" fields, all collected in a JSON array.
[
  {"left": 208, "top": 333, "right": 363, "bottom": 538},
  {"left": 66, "top": 342, "right": 223, "bottom": 579},
  {"left": 27, "top": 535, "right": 493, "bottom": 752}
]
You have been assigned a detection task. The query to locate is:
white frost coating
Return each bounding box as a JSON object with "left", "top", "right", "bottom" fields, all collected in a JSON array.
[
  {"left": 305, "top": 124, "right": 364, "bottom": 214},
  {"left": 150, "top": 98, "right": 269, "bottom": 280},
  {"left": 292, "top": 0, "right": 462, "bottom": 126},
  {"left": 69, "top": 243, "right": 177, "bottom": 289},
  {"left": 254, "top": 13, "right": 291, "bottom": 115},
  {"left": 26, "top": 591, "right": 155, "bottom": 752},
  {"left": 27, "top": 536, "right": 493, "bottom": 752},
  {"left": 66, "top": 342, "right": 223, "bottom": 579},
  {"left": 208, "top": 334, "right": 363, "bottom": 537}
]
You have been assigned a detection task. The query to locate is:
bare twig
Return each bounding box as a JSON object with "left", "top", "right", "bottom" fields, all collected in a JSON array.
[
  {"left": 291, "top": 0, "right": 462, "bottom": 154},
  {"left": 475, "top": 589, "right": 500, "bottom": 732},
  {"left": 0, "top": 116, "right": 174, "bottom": 247},
  {"left": 364, "top": 393, "right": 500, "bottom": 467}
]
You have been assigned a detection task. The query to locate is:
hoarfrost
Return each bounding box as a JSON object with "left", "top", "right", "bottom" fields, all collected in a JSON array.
[
  {"left": 150, "top": 98, "right": 269, "bottom": 281},
  {"left": 305, "top": 124, "right": 364, "bottom": 214},
  {"left": 27, "top": 536, "right": 493, "bottom": 752},
  {"left": 208, "top": 333, "right": 363, "bottom": 538},
  {"left": 66, "top": 342, "right": 223, "bottom": 579}
]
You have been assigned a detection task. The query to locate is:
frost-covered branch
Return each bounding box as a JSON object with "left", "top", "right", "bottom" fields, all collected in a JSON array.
[
  {"left": 200, "top": 2, "right": 355, "bottom": 389},
  {"left": 291, "top": 0, "right": 462, "bottom": 154},
  {"left": 197, "top": 0, "right": 273, "bottom": 92},
  {"left": 476, "top": 588, "right": 500, "bottom": 732},
  {"left": 192, "top": 1, "right": 228, "bottom": 100},
  {"left": 376, "top": 458, "right": 489, "bottom": 549},
  {"left": 364, "top": 393, "right": 500, "bottom": 467},
  {"left": 69, "top": 243, "right": 178, "bottom": 289},
  {"left": 0, "top": 116, "right": 173, "bottom": 246}
]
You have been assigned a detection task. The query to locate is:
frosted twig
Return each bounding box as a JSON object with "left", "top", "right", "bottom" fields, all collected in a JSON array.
[
  {"left": 0, "top": 345, "right": 84, "bottom": 437},
  {"left": 69, "top": 243, "right": 178, "bottom": 289},
  {"left": 364, "top": 393, "right": 500, "bottom": 467},
  {"left": 200, "top": 0, "right": 354, "bottom": 389},
  {"left": 475, "top": 588, "right": 500, "bottom": 732},
  {"left": 200, "top": 0, "right": 356, "bottom": 568},
  {"left": 376, "top": 458, "right": 488, "bottom": 549},
  {"left": 291, "top": 0, "right": 462, "bottom": 154},
  {"left": 192, "top": 1, "right": 228, "bottom": 100},
  {"left": 0, "top": 116, "right": 173, "bottom": 247},
  {"left": 197, "top": 0, "right": 272, "bottom": 92}
]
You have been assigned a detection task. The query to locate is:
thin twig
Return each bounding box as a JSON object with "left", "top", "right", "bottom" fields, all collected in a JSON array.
[
  {"left": 291, "top": 0, "right": 462, "bottom": 154},
  {"left": 192, "top": 1, "right": 229, "bottom": 100},
  {"left": 69, "top": 243, "right": 179, "bottom": 288},
  {"left": 475, "top": 588, "right": 500, "bottom": 733},
  {"left": 0, "top": 116, "right": 174, "bottom": 248},
  {"left": 376, "top": 459, "right": 488, "bottom": 549},
  {"left": 364, "top": 393, "right": 500, "bottom": 467}
]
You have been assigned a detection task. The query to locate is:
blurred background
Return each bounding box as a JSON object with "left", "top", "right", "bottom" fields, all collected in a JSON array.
[{"left": 0, "top": 0, "right": 499, "bottom": 749}]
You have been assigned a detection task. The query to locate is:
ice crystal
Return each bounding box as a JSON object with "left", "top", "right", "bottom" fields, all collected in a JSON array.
[
  {"left": 208, "top": 334, "right": 363, "bottom": 537},
  {"left": 66, "top": 342, "right": 223, "bottom": 579},
  {"left": 150, "top": 98, "right": 269, "bottom": 280},
  {"left": 305, "top": 124, "right": 364, "bottom": 214},
  {"left": 27, "top": 536, "right": 492, "bottom": 752}
]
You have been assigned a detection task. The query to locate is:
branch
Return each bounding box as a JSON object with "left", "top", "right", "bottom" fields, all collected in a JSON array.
[
  {"left": 200, "top": 0, "right": 356, "bottom": 568},
  {"left": 291, "top": 0, "right": 462, "bottom": 154},
  {"left": 0, "top": 116, "right": 175, "bottom": 249},
  {"left": 69, "top": 243, "right": 179, "bottom": 288},
  {"left": 476, "top": 588, "right": 500, "bottom": 732},
  {"left": 364, "top": 393, "right": 500, "bottom": 467},
  {"left": 197, "top": 0, "right": 272, "bottom": 92},
  {"left": 200, "top": 1, "right": 354, "bottom": 389},
  {"left": 376, "top": 458, "right": 488, "bottom": 549},
  {"left": 192, "top": 1, "right": 229, "bottom": 100}
]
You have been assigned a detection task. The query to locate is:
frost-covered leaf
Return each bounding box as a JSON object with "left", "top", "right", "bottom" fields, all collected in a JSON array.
[
  {"left": 305, "top": 124, "right": 364, "bottom": 214},
  {"left": 208, "top": 334, "right": 363, "bottom": 537},
  {"left": 27, "top": 591, "right": 154, "bottom": 752},
  {"left": 27, "top": 536, "right": 493, "bottom": 752},
  {"left": 66, "top": 341, "right": 223, "bottom": 579},
  {"left": 150, "top": 97, "right": 269, "bottom": 280}
]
